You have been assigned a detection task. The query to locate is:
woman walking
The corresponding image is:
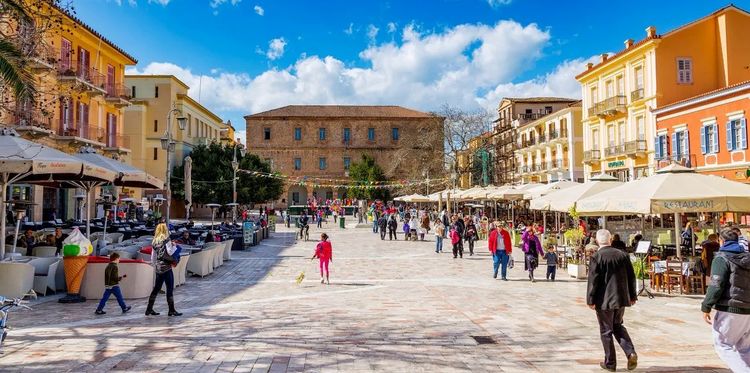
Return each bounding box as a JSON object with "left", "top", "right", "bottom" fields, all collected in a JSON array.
[
  {"left": 522, "top": 226, "right": 543, "bottom": 282},
  {"left": 146, "top": 223, "right": 182, "bottom": 316},
  {"left": 434, "top": 220, "right": 445, "bottom": 253},
  {"left": 420, "top": 213, "right": 430, "bottom": 241},
  {"left": 312, "top": 233, "right": 333, "bottom": 284},
  {"left": 465, "top": 218, "right": 478, "bottom": 256}
]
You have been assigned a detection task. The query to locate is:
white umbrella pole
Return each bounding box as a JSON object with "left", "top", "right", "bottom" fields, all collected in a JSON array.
[
  {"left": 11, "top": 217, "right": 20, "bottom": 255},
  {"left": 86, "top": 187, "right": 92, "bottom": 239},
  {"left": 674, "top": 213, "right": 682, "bottom": 259},
  {"left": 0, "top": 175, "right": 6, "bottom": 259}
]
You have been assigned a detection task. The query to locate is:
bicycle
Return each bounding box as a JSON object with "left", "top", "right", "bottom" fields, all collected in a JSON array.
[{"left": 0, "top": 296, "right": 31, "bottom": 353}]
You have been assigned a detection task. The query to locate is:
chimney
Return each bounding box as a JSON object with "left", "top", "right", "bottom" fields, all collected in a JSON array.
[
  {"left": 646, "top": 26, "right": 657, "bottom": 38},
  {"left": 624, "top": 39, "right": 634, "bottom": 49},
  {"left": 587, "top": 62, "right": 594, "bottom": 70},
  {"left": 601, "top": 53, "right": 608, "bottom": 63}
]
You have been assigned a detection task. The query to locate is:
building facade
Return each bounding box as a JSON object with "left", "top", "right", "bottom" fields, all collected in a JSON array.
[
  {"left": 515, "top": 102, "right": 584, "bottom": 184},
  {"left": 577, "top": 5, "right": 750, "bottom": 181},
  {"left": 457, "top": 131, "right": 494, "bottom": 189},
  {"left": 653, "top": 81, "right": 750, "bottom": 182},
  {"left": 244, "top": 105, "right": 444, "bottom": 207},
  {"left": 493, "top": 97, "right": 579, "bottom": 185},
  {"left": 123, "top": 75, "right": 229, "bottom": 210},
  {"left": 0, "top": 2, "right": 136, "bottom": 220}
]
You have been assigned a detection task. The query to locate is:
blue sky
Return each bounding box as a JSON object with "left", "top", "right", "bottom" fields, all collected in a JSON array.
[{"left": 77, "top": 0, "right": 747, "bottom": 143}]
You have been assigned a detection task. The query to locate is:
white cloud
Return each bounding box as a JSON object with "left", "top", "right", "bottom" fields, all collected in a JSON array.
[
  {"left": 253, "top": 5, "right": 264, "bottom": 15},
  {"left": 366, "top": 24, "right": 379, "bottom": 43},
  {"left": 210, "top": 0, "right": 241, "bottom": 7},
  {"left": 266, "top": 38, "right": 287, "bottom": 60},
  {"left": 148, "top": 0, "right": 170, "bottom": 4},
  {"left": 128, "top": 20, "right": 586, "bottom": 126},
  {"left": 344, "top": 23, "right": 354, "bottom": 35},
  {"left": 387, "top": 22, "right": 397, "bottom": 33},
  {"left": 487, "top": 0, "right": 512, "bottom": 7}
]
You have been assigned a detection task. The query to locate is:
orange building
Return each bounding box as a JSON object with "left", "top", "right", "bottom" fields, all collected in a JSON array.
[{"left": 653, "top": 81, "right": 750, "bottom": 182}]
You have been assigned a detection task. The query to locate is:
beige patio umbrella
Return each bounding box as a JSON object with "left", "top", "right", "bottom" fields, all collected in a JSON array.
[
  {"left": 524, "top": 180, "right": 580, "bottom": 200},
  {"left": 530, "top": 174, "right": 622, "bottom": 212},
  {"left": 576, "top": 164, "right": 750, "bottom": 257},
  {"left": 404, "top": 194, "right": 431, "bottom": 203}
]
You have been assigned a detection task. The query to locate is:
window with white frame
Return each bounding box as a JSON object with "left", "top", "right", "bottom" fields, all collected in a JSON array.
[
  {"left": 616, "top": 75, "right": 624, "bottom": 96},
  {"left": 677, "top": 58, "right": 693, "bottom": 84},
  {"left": 591, "top": 128, "right": 599, "bottom": 149},
  {"left": 607, "top": 124, "right": 616, "bottom": 146},
  {"left": 655, "top": 133, "right": 668, "bottom": 160},
  {"left": 726, "top": 117, "right": 748, "bottom": 151},
  {"left": 671, "top": 129, "right": 690, "bottom": 160},
  {"left": 617, "top": 121, "right": 626, "bottom": 145},
  {"left": 634, "top": 66, "right": 644, "bottom": 90},
  {"left": 701, "top": 122, "right": 719, "bottom": 154},
  {"left": 636, "top": 116, "right": 645, "bottom": 141}
]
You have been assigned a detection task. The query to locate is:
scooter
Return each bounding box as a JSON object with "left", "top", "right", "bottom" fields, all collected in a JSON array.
[{"left": 0, "top": 296, "right": 31, "bottom": 353}]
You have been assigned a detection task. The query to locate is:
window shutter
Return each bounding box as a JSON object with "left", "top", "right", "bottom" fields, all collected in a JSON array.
[
  {"left": 712, "top": 123, "right": 719, "bottom": 153},
  {"left": 655, "top": 136, "right": 662, "bottom": 159},
  {"left": 700, "top": 126, "right": 707, "bottom": 154},
  {"left": 741, "top": 118, "right": 748, "bottom": 150},
  {"left": 726, "top": 121, "right": 735, "bottom": 151},
  {"left": 683, "top": 130, "right": 690, "bottom": 156},
  {"left": 671, "top": 132, "right": 677, "bottom": 158}
]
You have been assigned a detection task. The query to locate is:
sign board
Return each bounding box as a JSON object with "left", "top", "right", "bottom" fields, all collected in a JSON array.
[
  {"left": 607, "top": 160, "right": 625, "bottom": 168},
  {"left": 635, "top": 240, "right": 651, "bottom": 254},
  {"left": 243, "top": 222, "right": 255, "bottom": 245}
]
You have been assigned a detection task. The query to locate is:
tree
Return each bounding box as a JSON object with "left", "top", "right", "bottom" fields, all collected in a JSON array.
[
  {"left": 171, "top": 143, "right": 284, "bottom": 207},
  {"left": 435, "top": 104, "right": 494, "bottom": 186},
  {"left": 347, "top": 154, "right": 390, "bottom": 201}
]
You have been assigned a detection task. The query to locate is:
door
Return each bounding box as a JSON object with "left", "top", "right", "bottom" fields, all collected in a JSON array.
[
  {"left": 60, "top": 39, "right": 72, "bottom": 71},
  {"left": 107, "top": 113, "right": 117, "bottom": 147},
  {"left": 77, "top": 47, "right": 90, "bottom": 80},
  {"left": 106, "top": 65, "right": 115, "bottom": 96}
]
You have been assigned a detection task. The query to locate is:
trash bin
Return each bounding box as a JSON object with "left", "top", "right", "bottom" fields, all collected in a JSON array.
[{"left": 339, "top": 216, "right": 345, "bottom": 229}]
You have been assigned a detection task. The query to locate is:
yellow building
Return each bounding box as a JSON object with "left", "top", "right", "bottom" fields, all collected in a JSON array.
[
  {"left": 123, "top": 75, "right": 229, "bottom": 212},
  {"left": 0, "top": 2, "right": 136, "bottom": 220},
  {"left": 576, "top": 5, "right": 750, "bottom": 181},
  {"left": 515, "top": 102, "right": 584, "bottom": 184},
  {"left": 457, "top": 131, "right": 493, "bottom": 189}
]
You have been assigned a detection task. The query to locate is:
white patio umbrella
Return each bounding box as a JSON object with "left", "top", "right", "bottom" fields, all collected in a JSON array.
[
  {"left": 577, "top": 164, "right": 750, "bottom": 257},
  {"left": 0, "top": 129, "right": 116, "bottom": 259},
  {"left": 524, "top": 180, "right": 580, "bottom": 200},
  {"left": 405, "top": 194, "right": 431, "bottom": 203},
  {"left": 530, "top": 174, "right": 622, "bottom": 212}
]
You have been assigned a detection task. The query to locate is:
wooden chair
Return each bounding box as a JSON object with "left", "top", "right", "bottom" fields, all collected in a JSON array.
[{"left": 664, "top": 260, "right": 685, "bottom": 294}]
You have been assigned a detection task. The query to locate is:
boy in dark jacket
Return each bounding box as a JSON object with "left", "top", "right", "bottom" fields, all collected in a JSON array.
[
  {"left": 701, "top": 228, "right": 750, "bottom": 372},
  {"left": 95, "top": 252, "right": 131, "bottom": 315}
]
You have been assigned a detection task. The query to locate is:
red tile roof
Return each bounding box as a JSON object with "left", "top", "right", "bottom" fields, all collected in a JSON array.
[{"left": 244, "top": 105, "right": 441, "bottom": 119}]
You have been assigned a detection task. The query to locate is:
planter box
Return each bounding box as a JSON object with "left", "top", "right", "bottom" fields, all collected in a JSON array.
[{"left": 568, "top": 263, "right": 587, "bottom": 279}]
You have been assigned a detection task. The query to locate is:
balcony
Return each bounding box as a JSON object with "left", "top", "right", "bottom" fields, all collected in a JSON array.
[
  {"left": 11, "top": 110, "right": 54, "bottom": 136},
  {"left": 57, "top": 57, "right": 107, "bottom": 95},
  {"left": 631, "top": 88, "right": 644, "bottom": 102},
  {"left": 103, "top": 134, "right": 131, "bottom": 153},
  {"left": 655, "top": 154, "right": 696, "bottom": 171},
  {"left": 604, "top": 144, "right": 626, "bottom": 157},
  {"left": 624, "top": 140, "right": 647, "bottom": 157},
  {"left": 516, "top": 112, "right": 546, "bottom": 121},
  {"left": 583, "top": 150, "right": 601, "bottom": 164},
  {"left": 547, "top": 130, "right": 559, "bottom": 141},
  {"left": 57, "top": 123, "right": 106, "bottom": 146},
  {"left": 10, "top": 37, "right": 56, "bottom": 71},
  {"left": 104, "top": 83, "right": 132, "bottom": 107},
  {"left": 588, "top": 95, "right": 627, "bottom": 118}
]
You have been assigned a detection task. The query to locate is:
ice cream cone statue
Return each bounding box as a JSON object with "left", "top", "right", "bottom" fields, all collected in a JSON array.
[{"left": 58, "top": 227, "right": 93, "bottom": 303}]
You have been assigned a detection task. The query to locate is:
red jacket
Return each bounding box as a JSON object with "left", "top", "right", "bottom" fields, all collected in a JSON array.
[
  {"left": 315, "top": 240, "right": 332, "bottom": 261},
  {"left": 488, "top": 229, "right": 512, "bottom": 254},
  {"left": 488, "top": 229, "right": 499, "bottom": 253}
]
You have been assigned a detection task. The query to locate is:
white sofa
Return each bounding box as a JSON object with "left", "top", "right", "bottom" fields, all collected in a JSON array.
[
  {"left": 204, "top": 242, "right": 224, "bottom": 268},
  {"left": 0, "top": 262, "right": 35, "bottom": 299},
  {"left": 186, "top": 249, "right": 214, "bottom": 277},
  {"left": 174, "top": 254, "right": 190, "bottom": 286},
  {"left": 32, "top": 246, "right": 58, "bottom": 257},
  {"left": 223, "top": 239, "right": 234, "bottom": 261},
  {"left": 80, "top": 260, "right": 155, "bottom": 300},
  {"left": 27, "top": 257, "right": 60, "bottom": 296}
]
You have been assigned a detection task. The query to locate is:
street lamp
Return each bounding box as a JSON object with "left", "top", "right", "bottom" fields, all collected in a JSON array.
[
  {"left": 231, "top": 143, "right": 246, "bottom": 223},
  {"left": 163, "top": 107, "right": 187, "bottom": 227}
]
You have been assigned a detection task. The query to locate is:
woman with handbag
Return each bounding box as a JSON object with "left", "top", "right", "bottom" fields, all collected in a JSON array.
[
  {"left": 522, "top": 226, "right": 543, "bottom": 282},
  {"left": 146, "top": 223, "right": 182, "bottom": 316}
]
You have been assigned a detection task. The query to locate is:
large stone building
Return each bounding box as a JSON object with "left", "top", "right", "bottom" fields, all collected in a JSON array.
[
  {"left": 245, "top": 105, "right": 444, "bottom": 207},
  {"left": 493, "top": 97, "right": 579, "bottom": 185}
]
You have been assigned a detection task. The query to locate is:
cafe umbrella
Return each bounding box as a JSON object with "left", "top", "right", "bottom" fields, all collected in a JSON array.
[{"left": 0, "top": 129, "right": 116, "bottom": 259}]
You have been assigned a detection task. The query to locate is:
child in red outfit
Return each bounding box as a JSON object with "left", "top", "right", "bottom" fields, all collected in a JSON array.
[{"left": 312, "top": 233, "right": 333, "bottom": 284}]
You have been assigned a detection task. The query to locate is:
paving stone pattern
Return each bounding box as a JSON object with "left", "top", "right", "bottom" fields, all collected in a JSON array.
[{"left": 0, "top": 222, "right": 731, "bottom": 372}]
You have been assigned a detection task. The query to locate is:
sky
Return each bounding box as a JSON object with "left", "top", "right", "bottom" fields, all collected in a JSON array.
[{"left": 75, "top": 0, "right": 748, "bottom": 144}]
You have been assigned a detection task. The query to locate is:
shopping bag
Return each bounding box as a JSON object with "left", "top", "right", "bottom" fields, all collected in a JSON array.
[
  {"left": 508, "top": 255, "right": 515, "bottom": 269},
  {"left": 61, "top": 228, "right": 93, "bottom": 257}
]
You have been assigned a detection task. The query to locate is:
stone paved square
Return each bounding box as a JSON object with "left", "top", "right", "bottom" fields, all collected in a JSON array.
[{"left": 0, "top": 223, "right": 731, "bottom": 372}]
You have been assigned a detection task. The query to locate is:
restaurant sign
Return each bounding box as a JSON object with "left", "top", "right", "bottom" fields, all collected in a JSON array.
[
  {"left": 607, "top": 160, "right": 625, "bottom": 168},
  {"left": 657, "top": 199, "right": 723, "bottom": 213}
]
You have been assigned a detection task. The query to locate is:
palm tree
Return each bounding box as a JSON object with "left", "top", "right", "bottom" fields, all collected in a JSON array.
[{"left": 0, "top": 0, "right": 37, "bottom": 104}]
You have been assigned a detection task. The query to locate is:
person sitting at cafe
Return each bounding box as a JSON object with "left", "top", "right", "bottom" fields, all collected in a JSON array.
[
  {"left": 176, "top": 231, "right": 195, "bottom": 246},
  {"left": 44, "top": 234, "right": 55, "bottom": 246},
  {"left": 205, "top": 231, "right": 216, "bottom": 243},
  {"left": 17, "top": 229, "right": 37, "bottom": 256},
  {"left": 53, "top": 227, "right": 68, "bottom": 256}
]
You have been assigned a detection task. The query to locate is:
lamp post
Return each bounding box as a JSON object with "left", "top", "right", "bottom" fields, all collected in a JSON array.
[
  {"left": 161, "top": 107, "right": 187, "bottom": 228},
  {"left": 231, "top": 143, "right": 246, "bottom": 224}
]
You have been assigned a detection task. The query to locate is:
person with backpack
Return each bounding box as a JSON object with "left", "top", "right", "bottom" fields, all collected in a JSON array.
[
  {"left": 377, "top": 214, "right": 388, "bottom": 240},
  {"left": 146, "top": 223, "right": 182, "bottom": 317},
  {"left": 701, "top": 228, "right": 750, "bottom": 372},
  {"left": 387, "top": 214, "right": 398, "bottom": 240}
]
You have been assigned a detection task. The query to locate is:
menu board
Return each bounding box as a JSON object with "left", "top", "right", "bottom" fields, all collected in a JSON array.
[{"left": 243, "top": 222, "right": 255, "bottom": 245}]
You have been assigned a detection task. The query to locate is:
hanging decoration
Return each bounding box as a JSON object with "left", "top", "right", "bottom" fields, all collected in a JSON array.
[{"left": 238, "top": 169, "right": 448, "bottom": 190}]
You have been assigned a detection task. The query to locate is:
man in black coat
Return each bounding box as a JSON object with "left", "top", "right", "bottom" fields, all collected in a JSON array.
[{"left": 586, "top": 229, "right": 638, "bottom": 372}]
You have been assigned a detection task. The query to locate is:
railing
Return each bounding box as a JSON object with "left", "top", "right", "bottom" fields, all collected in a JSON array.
[
  {"left": 57, "top": 56, "right": 106, "bottom": 91},
  {"left": 106, "top": 134, "right": 130, "bottom": 149},
  {"left": 9, "top": 37, "right": 56, "bottom": 67},
  {"left": 583, "top": 150, "right": 601, "bottom": 163},
  {"left": 547, "top": 130, "right": 559, "bottom": 141},
  {"left": 12, "top": 110, "right": 53, "bottom": 130},
  {"left": 589, "top": 95, "right": 627, "bottom": 117},
  {"left": 58, "top": 123, "right": 105, "bottom": 143},
  {"left": 105, "top": 83, "right": 132, "bottom": 100},
  {"left": 655, "top": 154, "right": 696, "bottom": 170},
  {"left": 516, "top": 112, "right": 546, "bottom": 121},
  {"left": 631, "top": 88, "right": 644, "bottom": 102},
  {"left": 624, "top": 140, "right": 647, "bottom": 155},
  {"left": 605, "top": 144, "right": 626, "bottom": 157}
]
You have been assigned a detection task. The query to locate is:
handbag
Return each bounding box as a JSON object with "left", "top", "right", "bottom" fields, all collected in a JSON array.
[{"left": 508, "top": 255, "right": 515, "bottom": 269}]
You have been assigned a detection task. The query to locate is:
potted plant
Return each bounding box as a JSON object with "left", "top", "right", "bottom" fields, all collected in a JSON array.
[{"left": 563, "top": 206, "right": 587, "bottom": 279}]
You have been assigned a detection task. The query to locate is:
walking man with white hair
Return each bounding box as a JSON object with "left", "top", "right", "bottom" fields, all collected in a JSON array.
[{"left": 586, "top": 229, "right": 638, "bottom": 371}]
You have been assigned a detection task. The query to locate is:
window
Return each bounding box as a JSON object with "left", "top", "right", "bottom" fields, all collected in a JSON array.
[
  {"left": 677, "top": 58, "right": 693, "bottom": 84},
  {"left": 263, "top": 128, "right": 271, "bottom": 140},
  {"left": 294, "top": 127, "right": 302, "bottom": 141},
  {"left": 153, "top": 147, "right": 158, "bottom": 160},
  {"left": 590, "top": 87, "right": 598, "bottom": 103},
  {"left": 617, "top": 121, "right": 626, "bottom": 145},
  {"left": 636, "top": 116, "right": 645, "bottom": 141},
  {"left": 153, "top": 119, "right": 158, "bottom": 132},
  {"left": 701, "top": 122, "right": 719, "bottom": 154},
  {"left": 343, "top": 157, "right": 351, "bottom": 170},
  {"left": 319, "top": 157, "right": 327, "bottom": 170},
  {"left": 605, "top": 80, "right": 614, "bottom": 98},
  {"left": 591, "top": 128, "right": 599, "bottom": 149},
  {"left": 293, "top": 158, "right": 301, "bottom": 170},
  {"left": 671, "top": 129, "right": 690, "bottom": 159},
  {"left": 319, "top": 128, "right": 326, "bottom": 141},
  {"left": 391, "top": 127, "right": 400, "bottom": 141},
  {"left": 616, "top": 75, "right": 624, "bottom": 96},
  {"left": 154, "top": 86, "right": 159, "bottom": 98},
  {"left": 292, "top": 192, "right": 300, "bottom": 204},
  {"left": 343, "top": 127, "right": 351, "bottom": 143},
  {"left": 655, "top": 134, "right": 668, "bottom": 159},
  {"left": 607, "top": 124, "right": 615, "bottom": 146},
  {"left": 367, "top": 127, "right": 375, "bottom": 141},
  {"left": 634, "top": 66, "right": 644, "bottom": 89},
  {"left": 131, "top": 86, "right": 136, "bottom": 98},
  {"left": 726, "top": 118, "right": 748, "bottom": 151},
  {"left": 544, "top": 106, "right": 552, "bottom": 114}
]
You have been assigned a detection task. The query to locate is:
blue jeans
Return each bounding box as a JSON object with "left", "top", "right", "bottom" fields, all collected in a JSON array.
[
  {"left": 372, "top": 219, "right": 378, "bottom": 233},
  {"left": 435, "top": 236, "right": 443, "bottom": 252},
  {"left": 96, "top": 285, "right": 127, "bottom": 311},
  {"left": 493, "top": 250, "right": 509, "bottom": 279}
]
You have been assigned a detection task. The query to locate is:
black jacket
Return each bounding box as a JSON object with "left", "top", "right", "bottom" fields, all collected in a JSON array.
[
  {"left": 586, "top": 246, "right": 637, "bottom": 310},
  {"left": 701, "top": 243, "right": 750, "bottom": 314}
]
